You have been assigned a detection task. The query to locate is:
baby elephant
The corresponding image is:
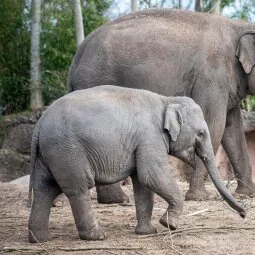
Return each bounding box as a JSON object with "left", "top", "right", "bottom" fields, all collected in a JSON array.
[{"left": 28, "top": 85, "right": 245, "bottom": 243}]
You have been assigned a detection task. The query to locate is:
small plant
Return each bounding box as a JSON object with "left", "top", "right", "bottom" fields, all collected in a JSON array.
[{"left": 241, "top": 96, "right": 255, "bottom": 112}]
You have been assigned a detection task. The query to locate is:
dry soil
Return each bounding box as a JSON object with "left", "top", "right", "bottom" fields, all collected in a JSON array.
[{"left": 0, "top": 181, "right": 255, "bottom": 255}]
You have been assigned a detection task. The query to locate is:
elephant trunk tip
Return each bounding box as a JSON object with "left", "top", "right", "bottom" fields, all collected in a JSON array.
[{"left": 239, "top": 210, "right": 246, "bottom": 219}]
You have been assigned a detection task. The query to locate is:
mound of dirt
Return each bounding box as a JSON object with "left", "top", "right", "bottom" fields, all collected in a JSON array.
[{"left": 0, "top": 182, "right": 254, "bottom": 255}]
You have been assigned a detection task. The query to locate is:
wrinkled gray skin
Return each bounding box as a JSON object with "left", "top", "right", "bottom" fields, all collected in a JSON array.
[
  {"left": 28, "top": 86, "right": 245, "bottom": 243},
  {"left": 68, "top": 8, "right": 255, "bottom": 202}
]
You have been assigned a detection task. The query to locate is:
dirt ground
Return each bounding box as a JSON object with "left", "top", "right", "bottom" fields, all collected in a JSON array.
[{"left": 0, "top": 181, "right": 255, "bottom": 255}]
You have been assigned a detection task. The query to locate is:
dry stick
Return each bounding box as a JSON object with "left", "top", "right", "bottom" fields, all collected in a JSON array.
[
  {"left": 104, "top": 250, "right": 118, "bottom": 255},
  {"left": 185, "top": 209, "right": 210, "bottom": 217},
  {"left": 164, "top": 211, "right": 173, "bottom": 248},
  {"left": 0, "top": 216, "right": 24, "bottom": 219},
  {"left": 1, "top": 247, "right": 44, "bottom": 253},
  {"left": 234, "top": 178, "right": 255, "bottom": 194},
  {"left": 0, "top": 232, "right": 21, "bottom": 246},
  {"left": 135, "top": 251, "right": 146, "bottom": 255},
  {"left": 139, "top": 226, "right": 255, "bottom": 239},
  {"left": 28, "top": 230, "right": 51, "bottom": 255},
  {"left": 162, "top": 211, "right": 185, "bottom": 255},
  {"left": 57, "top": 246, "right": 143, "bottom": 251}
]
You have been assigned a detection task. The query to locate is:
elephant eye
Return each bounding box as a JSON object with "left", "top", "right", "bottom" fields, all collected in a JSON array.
[{"left": 198, "top": 130, "right": 206, "bottom": 137}]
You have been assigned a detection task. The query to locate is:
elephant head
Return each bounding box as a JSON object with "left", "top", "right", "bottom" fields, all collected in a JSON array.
[
  {"left": 164, "top": 97, "right": 246, "bottom": 218},
  {"left": 236, "top": 32, "right": 255, "bottom": 94}
]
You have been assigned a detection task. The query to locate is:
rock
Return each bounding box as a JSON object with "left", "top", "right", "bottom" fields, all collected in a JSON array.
[
  {"left": 0, "top": 149, "right": 30, "bottom": 182},
  {"left": 0, "top": 109, "right": 45, "bottom": 182},
  {"left": 2, "top": 124, "right": 34, "bottom": 154},
  {"left": 10, "top": 175, "right": 30, "bottom": 184}
]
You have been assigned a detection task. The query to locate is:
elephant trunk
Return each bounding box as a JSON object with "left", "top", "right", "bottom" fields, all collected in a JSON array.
[{"left": 202, "top": 157, "right": 246, "bottom": 218}]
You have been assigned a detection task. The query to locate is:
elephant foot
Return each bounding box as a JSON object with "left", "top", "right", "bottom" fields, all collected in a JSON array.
[
  {"left": 97, "top": 184, "right": 129, "bottom": 204},
  {"left": 185, "top": 188, "right": 209, "bottom": 201},
  {"left": 159, "top": 212, "right": 179, "bottom": 230},
  {"left": 135, "top": 222, "right": 157, "bottom": 235},
  {"left": 79, "top": 227, "right": 106, "bottom": 240},
  {"left": 235, "top": 182, "right": 255, "bottom": 198},
  {"left": 28, "top": 229, "right": 50, "bottom": 243}
]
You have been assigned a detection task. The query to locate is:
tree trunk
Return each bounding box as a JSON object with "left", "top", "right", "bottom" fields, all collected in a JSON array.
[
  {"left": 131, "top": 0, "right": 138, "bottom": 12},
  {"left": 71, "top": 0, "right": 85, "bottom": 48},
  {"left": 195, "top": 0, "right": 202, "bottom": 12},
  {"left": 211, "top": 0, "right": 221, "bottom": 14},
  {"left": 30, "top": 0, "right": 43, "bottom": 110},
  {"left": 178, "top": 0, "right": 182, "bottom": 9}
]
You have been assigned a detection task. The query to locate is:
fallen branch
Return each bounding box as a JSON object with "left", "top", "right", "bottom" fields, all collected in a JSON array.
[
  {"left": 0, "top": 232, "right": 21, "bottom": 246},
  {"left": 104, "top": 251, "right": 118, "bottom": 255},
  {"left": 162, "top": 211, "right": 186, "bottom": 255},
  {"left": 134, "top": 251, "right": 146, "bottom": 255},
  {"left": 57, "top": 246, "right": 143, "bottom": 251},
  {"left": 139, "top": 226, "right": 255, "bottom": 238},
  {"left": 28, "top": 230, "right": 51, "bottom": 255},
  {"left": 185, "top": 209, "right": 210, "bottom": 216},
  {"left": 1, "top": 247, "right": 44, "bottom": 253}
]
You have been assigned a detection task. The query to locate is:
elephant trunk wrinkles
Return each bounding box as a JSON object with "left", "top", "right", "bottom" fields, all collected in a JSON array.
[{"left": 203, "top": 158, "right": 246, "bottom": 218}]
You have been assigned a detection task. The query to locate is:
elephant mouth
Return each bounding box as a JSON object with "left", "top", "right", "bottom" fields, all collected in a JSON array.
[{"left": 171, "top": 148, "right": 196, "bottom": 169}]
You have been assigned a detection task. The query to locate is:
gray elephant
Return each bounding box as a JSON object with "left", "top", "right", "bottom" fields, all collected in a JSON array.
[
  {"left": 28, "top": 86, "right": 245, "bottom": 243},
  {"left": 68, "top": 8, "right": 255, "bottom": 203}
]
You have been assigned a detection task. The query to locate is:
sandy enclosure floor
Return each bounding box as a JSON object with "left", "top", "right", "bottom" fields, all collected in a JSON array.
[{"left": 0, "top": 181, "right": 255, "bottom": 255}]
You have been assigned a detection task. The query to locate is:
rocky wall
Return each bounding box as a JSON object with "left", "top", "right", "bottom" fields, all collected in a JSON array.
[
  {"left": 0, "top": 110, "right": 44, "bottom": 182},
  {"left": 1, "top": 109, "right": 255, "bottom": 182}
]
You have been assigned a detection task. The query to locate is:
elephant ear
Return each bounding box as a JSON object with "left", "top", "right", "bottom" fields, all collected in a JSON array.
[
  {"left": 164, "top": 104, "right": 183, "bottom": 142},
  {"left": 236, "top": 33, "right": 255, "bottom": 74}
]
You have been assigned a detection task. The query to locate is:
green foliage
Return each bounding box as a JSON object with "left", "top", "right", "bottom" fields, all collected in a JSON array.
[
  {"left": 0, "top": 0, "right": 31, "bottom": 113},
  {"left": 84, "top": 0, "right": 111, "bottom": 35},
  {"left": 197, "top": 0, "right": 236, "bottom": 13},
  {"left": 40, "top": 0, "right": 76, "bottom": 105},
  {"left": 229, "top": 0, "right": 255, "bottom": 21},
  {"left": 41, "top": 0, "right": 112, "bottom": 106},
  {"left": 241, "top": 96, "right": 255, "bottom": 112},
  {"left": 0, "top": 0, "right": 112, "bottom": 114},
  {"left": 1, "top": 0, "right": 255, "bottom": 113}
]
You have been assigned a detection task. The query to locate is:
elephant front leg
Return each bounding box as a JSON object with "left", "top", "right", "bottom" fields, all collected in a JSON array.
[
  {"left": 185, "top": 158, "right": 210, "bottom": 201},
  {"left": 157, "top": 181, "right": 184, "bottom": 230},
  {"left": 185, "top": 91, "right": 227, "bottom": 201},
  {"left": 131, "top": 173, "right": 156, "bottom": 235},
  {"left": 136, "top": 148, "right": 184, "bottom": 230},
  {"left": 222, "top": 105, "right": 255, "bottom": 197},
  {"left": 68, "top": 188, "right": 106, "bottom": 240}
]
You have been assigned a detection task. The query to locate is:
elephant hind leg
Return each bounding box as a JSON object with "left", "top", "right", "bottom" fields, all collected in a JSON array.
[
  {"left": 28, "top": 160, "right": 62, "bottom": 243},
  {"left": 50, "top": 154, "right": 105, "bottom": 241},
  {"left": 68, "top": 189, "right": 106, "bottom": 240},
  {"left": 96, "top": 183, "right": 129, "bottom": 204}
]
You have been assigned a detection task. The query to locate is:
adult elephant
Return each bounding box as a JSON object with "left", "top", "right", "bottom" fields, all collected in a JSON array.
[{"left": 67, "top": 8, "right": 255, "bottom": 202}]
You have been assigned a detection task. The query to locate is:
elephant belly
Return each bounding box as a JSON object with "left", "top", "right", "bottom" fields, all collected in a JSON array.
[{"left": 94, "top": 155, "right": 136, "bottom": 185}]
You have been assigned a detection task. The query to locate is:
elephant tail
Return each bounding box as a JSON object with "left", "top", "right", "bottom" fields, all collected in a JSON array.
[{"left": 27, "top": 123, "right": 40, "bottom": 208}]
